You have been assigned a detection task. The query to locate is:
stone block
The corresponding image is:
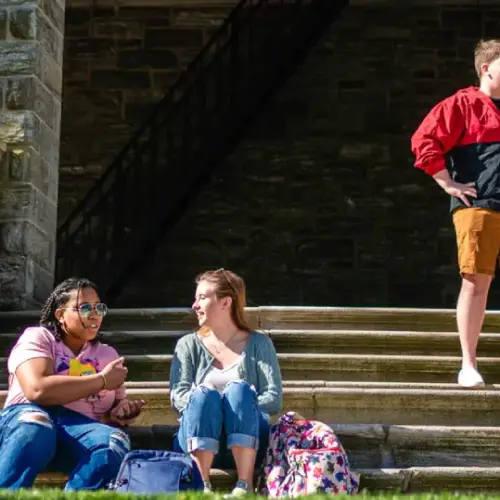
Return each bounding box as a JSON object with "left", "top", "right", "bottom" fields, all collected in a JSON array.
[
  {"left": 66, "top": 37, "right": 115, "bottom": 58},
  {"left": 0, "top": 253, "right": 50, "bottom": 310},
  {"left": 37, "top": 47, "right": 62, "bottom": 94},
  {"left": 0, "top": 8, "right": 6, "bottom": 40},
  {"left": 4, "top": 146, "right": 50, "bottom": 198},
  {"left": 32, "top": 257, "right": 53, "bottom": 303},
  {"left": 0, "top": 110, "right": 59, "bottom": 165},
  {"left": 117, "top": 49, "right": 177, "bottom": 69},
  {"left": 0, "top": 42, "right": 61, "bottom": 94},
  {"left": 39, "top": 0, "right": 65, "bottom": 34},
  {"left": 93, "top": 19, "right": 142, "bottom": 39},
  {"left": 0, "top": 220, "right": 52, "bottom": 270},
  {"left": 63, "top": 58, "right": 89, "bottom": 85},
  {"left": 9, "top": 5, "right": 63, "bottom": 64},
  {"left": 0, "top": 109, "right": 35, "bottom": 143},
  {"left": 90, "top": 69, "right": 150, "bottom": 89},
  {"left": 0, "top": 184, "right": 57, "bottom": 235},
  {"left": 117, "top": 38, "right": 141, "bottom": 50},
  {"left": 171, "top": 8, "right": 230, "bottom": 28},
  {"left": 6, "top": 76, "right": 60, "bottom": 132},
  {"left": 0, "top": 147, "right": 7, "bottom": 179},
  {"left": 0, "top": 41, "right": 37, "bottom": 77},
  {"left": 36, "top": 8, "right": 63, "bottom": 64},
  {"left": 117, "top": 8, "right": 170, "bottom": 20},
  {"left": 144, "top": 28, "right": 203, "bottom": 48},
  {"left": 9, "top": 6, "right": 36, "bottom": 40},
  {"left": 0, "top": 255, "right": 32, "bottom": 310},
  {"left": 65, "top": 8, "right": 89, "bottom": 27}
]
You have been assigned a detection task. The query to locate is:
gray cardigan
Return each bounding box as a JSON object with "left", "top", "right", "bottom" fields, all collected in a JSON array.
[{"left": 169, "top": 332, "right": 283, "bottom": 416}]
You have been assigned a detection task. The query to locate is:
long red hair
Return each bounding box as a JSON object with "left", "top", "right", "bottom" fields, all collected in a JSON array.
[{"left": 195, "top": 269, "right": 251, "bottom": 335}]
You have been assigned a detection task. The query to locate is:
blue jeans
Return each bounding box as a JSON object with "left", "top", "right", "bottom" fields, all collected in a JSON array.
[
  {"left": 173, "top": 381, "right": 269, "bottom": 469},
  {"left": 0, "top": 404, "right": 131, "bottom": 490}
]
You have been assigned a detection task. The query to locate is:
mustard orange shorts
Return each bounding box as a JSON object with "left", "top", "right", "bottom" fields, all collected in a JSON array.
[{"left": 453, "top": 207, "right": 500, "bottom": 276}]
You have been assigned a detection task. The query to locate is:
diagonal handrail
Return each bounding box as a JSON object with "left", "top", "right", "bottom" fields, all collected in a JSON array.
[{"left": 58, "top": 0, "right": 265, "bottom": 237}]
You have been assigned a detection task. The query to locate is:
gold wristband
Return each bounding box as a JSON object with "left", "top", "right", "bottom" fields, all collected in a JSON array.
[{"left": 99, "top": 372, "right": 107, "bottom": 390}]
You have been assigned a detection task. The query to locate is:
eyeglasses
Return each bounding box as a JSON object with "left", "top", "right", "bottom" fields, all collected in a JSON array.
[{"left": 61, "top": 303, "right": 108, "bottom": 319}]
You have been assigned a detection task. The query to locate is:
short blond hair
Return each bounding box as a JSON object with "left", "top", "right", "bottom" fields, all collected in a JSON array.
[{"left": 474, "top": 39, "right": 500, "bottom": 78}]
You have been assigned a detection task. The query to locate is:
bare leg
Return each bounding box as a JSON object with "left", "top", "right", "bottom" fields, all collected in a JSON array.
[
  {"left": 192, "top": 451, "right": 215, "bottom": 484},
  {"left": 231, "top": 447, "right": 257, "bottom": 489},
  {"left": 457, "top": 273, "right": 492, "bottom": 369}
]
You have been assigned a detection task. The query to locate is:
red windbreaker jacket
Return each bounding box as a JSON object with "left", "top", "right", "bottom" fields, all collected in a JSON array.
[{"left": 411, "top": 86, "right": 500, "bottom": 212}]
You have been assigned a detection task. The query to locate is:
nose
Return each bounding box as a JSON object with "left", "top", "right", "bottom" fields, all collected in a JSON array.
[{"left": 192, "top": 300, "right": 199, "bottom": 310}]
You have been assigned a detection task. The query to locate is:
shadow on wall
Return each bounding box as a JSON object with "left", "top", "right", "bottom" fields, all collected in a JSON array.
[{"left": 62, "top": 4, "right": 487, "bottom": 309}]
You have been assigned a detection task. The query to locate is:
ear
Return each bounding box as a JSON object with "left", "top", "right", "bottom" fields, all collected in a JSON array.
[
  {"left": 54, "top": 308, "right": 65, "bottom": 323},
  {"left": 481, "top": 62, "right": 490, "bottom": 77},
  {"left": 222, "top": 296, "right": 233, "bottom": 311}
]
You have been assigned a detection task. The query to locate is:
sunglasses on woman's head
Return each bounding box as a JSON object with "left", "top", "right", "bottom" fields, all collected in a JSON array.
[
  {"left": 214, "top": 268, "right": 237, "bottom": 294},
  {"left": 62, "top": 303, "right": 108, "bottom": 319}
]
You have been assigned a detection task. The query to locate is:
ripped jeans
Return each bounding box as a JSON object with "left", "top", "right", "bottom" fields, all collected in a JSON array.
[
  {"left": 173, "top": 381, "right": 269, "bottom": 468},
  {"left": 0, "top": 404, "right": 131, "bottom": 490}
]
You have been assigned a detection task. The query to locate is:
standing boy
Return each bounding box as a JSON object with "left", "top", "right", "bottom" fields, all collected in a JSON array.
[{"left": 411, "top": 40, "right": 500, "bottom": 388}]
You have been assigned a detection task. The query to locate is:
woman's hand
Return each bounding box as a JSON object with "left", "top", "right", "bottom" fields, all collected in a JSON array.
[{"left": 109, "top": 398, "right": 146, "bottom": 426}]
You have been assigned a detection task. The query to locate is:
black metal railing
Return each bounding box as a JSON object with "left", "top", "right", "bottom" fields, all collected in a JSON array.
[{"left": 56, "top": 0, "right": 349, "bottom": 301}]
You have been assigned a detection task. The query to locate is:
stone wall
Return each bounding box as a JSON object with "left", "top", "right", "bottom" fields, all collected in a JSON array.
[
  {"left": 60, "top": 4, "right": 500, "bottom": 308},
  {"left": 0, "top": 0, "right": 64, "bottom": 310}
]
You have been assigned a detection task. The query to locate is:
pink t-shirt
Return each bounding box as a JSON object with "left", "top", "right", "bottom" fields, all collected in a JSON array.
[{"left": 5, "top": 326, "right": 126, "bottom": 421}]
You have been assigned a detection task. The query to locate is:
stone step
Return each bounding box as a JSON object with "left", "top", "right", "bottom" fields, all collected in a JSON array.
[
  {"left": 5, "top": 380, "right": 500, "bottom": 391},
  {"left": 103, "top": 423, "right": 500, "bottom": 469},
  {"left": 1, "top": 329, "right": 499, "bottom": 357},
  {"left": 127, "top": 386, "right": 500, "bottom": 426},
  {"left": 0, "top": 353, "right": 494, "bottom": 384},
  {"left": 33, "top": 467, "right": 500, "bottom": 492},
  {"left": 4, "top": 385, "right": 500, "bottom": 426},
  {"left": 3, "top": 306, "right": 500, "bottom": 332}
]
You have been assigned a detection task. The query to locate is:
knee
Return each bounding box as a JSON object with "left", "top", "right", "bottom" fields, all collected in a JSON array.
[
  {"left": 15, "top": 411, "right": 57, "bottom": 460},
  {"left": 222, "top": 380, "right": 255, "bottom": 403},
  {"left": 462, "top": 273, "right": 491, "bottom": 295},
  {"left": 107, "top": 430, "right": 131, "bottom": 468},
  {"left": 189, "top": 385, "right": 222, "bottom": 410}
]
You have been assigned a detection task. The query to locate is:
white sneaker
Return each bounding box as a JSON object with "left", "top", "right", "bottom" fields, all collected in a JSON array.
[
  {"left": 224, "top": 487, "right": 248, "bottom": 498},
  {"left": 458, "top": 366, "right": 485, "bottom": 388}
]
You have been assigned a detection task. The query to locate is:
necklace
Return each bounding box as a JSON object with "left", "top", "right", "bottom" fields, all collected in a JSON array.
[{"left": 211, "top": 330, "right": 238, "bottom": 354}]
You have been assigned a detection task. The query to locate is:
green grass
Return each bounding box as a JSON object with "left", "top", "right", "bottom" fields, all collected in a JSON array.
[{"left": 0, "top": 492, "right": 499, "bottom": 500}]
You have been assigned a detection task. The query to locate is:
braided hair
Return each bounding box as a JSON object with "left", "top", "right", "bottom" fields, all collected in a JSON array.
[{"left": 39, "top": 277, "right": 100, "bottom": 343}]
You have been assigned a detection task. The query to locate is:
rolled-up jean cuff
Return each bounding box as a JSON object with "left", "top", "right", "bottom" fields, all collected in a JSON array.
[
  {"left": 187, "top": 437, "right": 219, "bottom": 454},
  {"left": 227, "top": 433, "right": 259, "bottom": 450}
]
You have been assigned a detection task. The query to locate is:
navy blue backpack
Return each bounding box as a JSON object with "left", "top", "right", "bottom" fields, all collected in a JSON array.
[{"left": 110, "top": 450, "right": 204, "bottom": 493}]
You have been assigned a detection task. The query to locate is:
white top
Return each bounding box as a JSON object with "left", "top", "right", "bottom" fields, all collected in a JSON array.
[{"left": 202, "top": 355, "right": 245, "bottom": 393}]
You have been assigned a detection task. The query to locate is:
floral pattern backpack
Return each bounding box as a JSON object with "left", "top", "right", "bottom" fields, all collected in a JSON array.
[{"left": 260, "top": 412, "right": 360, "bottom": 497}]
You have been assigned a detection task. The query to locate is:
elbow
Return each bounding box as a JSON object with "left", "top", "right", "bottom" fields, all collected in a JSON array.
[
  {"left": 264, "top": 394, "right": 283, "bottom": 416},
  {"left": 23, "top": 385, "right": 45, "bottom": 405},
  {"left": 415, "top": 158, "right": 445, "bottom": 177},
  {"left": 269, "top": 402, "right": 282, "bottom": 416},
  {"left": 275, "top": 397, "right": 283, "bottom": 415}
]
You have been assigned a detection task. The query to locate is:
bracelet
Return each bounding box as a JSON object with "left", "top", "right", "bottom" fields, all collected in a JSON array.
[{"left": 99, "top": 372, "right": 107, "bottom": 390}]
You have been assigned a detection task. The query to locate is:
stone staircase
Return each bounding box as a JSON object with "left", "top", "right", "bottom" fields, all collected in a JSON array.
[{"left": 2, "top": 307, "right": 500, "bottom": 492}]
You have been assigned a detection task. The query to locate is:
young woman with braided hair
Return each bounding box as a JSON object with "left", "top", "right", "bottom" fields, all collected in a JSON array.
[{"left": 0, "top": 277, "right": 145, "bottom": 490}]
